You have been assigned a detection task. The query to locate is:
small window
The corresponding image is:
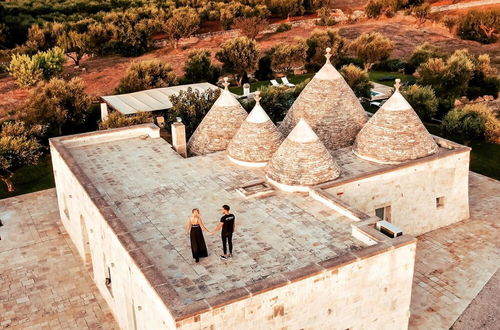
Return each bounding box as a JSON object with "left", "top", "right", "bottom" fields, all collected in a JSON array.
[
  {"left": 436, "top": 196, "right": 445, "bottom": 208},
  {"left": 105, "top": 266, "right": 113, "bottom": 297},
  {"left": 375, "top": 205, "right": 392, "bottom": 221}
]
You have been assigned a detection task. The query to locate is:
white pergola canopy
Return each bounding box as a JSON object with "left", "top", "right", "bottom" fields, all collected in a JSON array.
[{"left": 101, "top": 83, "right": 224, "bottom": 115}]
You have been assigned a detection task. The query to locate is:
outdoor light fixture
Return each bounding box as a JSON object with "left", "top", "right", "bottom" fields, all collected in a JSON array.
[{"left": 176, "top": 117, "right": 182, "bottom": 122}]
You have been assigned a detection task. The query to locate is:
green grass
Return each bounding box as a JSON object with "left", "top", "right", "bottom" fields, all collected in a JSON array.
[
  {"left": 229, "top": 71, "right": 415, "bottom": 95},
  {"left": 229, "top": 73, "right": 314, "bottom": 95},
  {"left": 367, "top": 71, "right": 416, "bottom": 87},
  {"left": 0, "top": 155, "right": 55, "bottom": 200}
]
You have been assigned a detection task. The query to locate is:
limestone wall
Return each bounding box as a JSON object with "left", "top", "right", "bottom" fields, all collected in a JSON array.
[
  {"left": 50, "top": 130, "right": 176, "bottom": 330},
  {"left": 177, "top": 239, "right": 416, "bottom": 330},
  {"left": 326, "top": 150, "right": 470, "bottom": 236}
]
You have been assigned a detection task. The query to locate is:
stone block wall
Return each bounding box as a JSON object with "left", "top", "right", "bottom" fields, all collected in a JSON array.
[
  {"left": 325, "top": 149, "right": 470, "bottom": 236},
  {"left": 50, "top": 126, "right": 177, "bottom": 330},
  {"left": 177, "top": 238, "right": 416, "bottom": 330}
]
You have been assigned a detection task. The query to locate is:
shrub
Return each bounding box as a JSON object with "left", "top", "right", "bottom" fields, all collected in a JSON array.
[
  {"left": 372, "top": 58, "right": 406, "bottom": 72},
  {"left": 466, "top": 53, "right": 500, "bottom": 99},
  {"left": 406, "top": 42, "right": 445, "bottom": 74},
  {"left": 306, "top": 29, "right": 346, "bottom": 67},
  {"left": 0, "top": 121, "right": 43, "bottom": 192},
  {"left": 18, "top": 77, "right": 92, "bottom": 136},
  {"left": 412, "top": 2, "right": 431, "bottom": 26},
  {"left": 339, "top": 64, "right": 373, "bottom": 99},
  {"left": 349, "top": 32, "right": 394, "bottom": 70},
  {"left": 182, "top": 49, "right": 220, "bottom": 84},
  {"left": 275, "top": 23, "right": 292, "bottom": 33},
  {"left": 216, "top": 37, "right": 260, "bottom": 86},
  {"left": 255, "top": 54, "right": 274, "bottom": 81},
  {"left": 442, "top": 15, "right": 457, "bottom": 33},
  {"left": 401, "top": 84, "right": 438, "bottom": 121},
  {"left": 365, "top": 0, "right": 384, "bottom": 18},
  {"left": 417, "top": 49, "right": 474, "bottom": 103},
  {"left": 316, "top": 7, "right": 336, "bottom": 26},
  {"left": 241, "top": 79, "right": 310, "bottom": 123},
  {"left": 457, "top": 10, "right": 500, "bottom": 44},
  {"left": 442, "top": 104, "right": 500, "bottom": 142},
  {"left": 267, "top": 0, "right": 305, "bottom": 19},
  {"left": 232, "top": 16, "right": 268, "bottom": 40},
  {"left": 8, "top": 47, "right": 65, "bottom": 88},
  {"left": 115, "top": 60, "right": 177, "bottom": 94},
  {"left": 164, "top": 7, "right": 200, "bottom": 48},
  {"left": 270, "top": 38, "right": 307, "bottom": 73},
  {"left": 99, "top": 112, "right": 152, "bottom": 130},
  {"left": 168, "top": 87, "right": 221, "bottom": 138}
]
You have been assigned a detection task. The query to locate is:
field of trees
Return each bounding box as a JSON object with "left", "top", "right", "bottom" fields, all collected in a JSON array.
[{"left": 0, "top": 0, "right": 499, "bottom": 197}]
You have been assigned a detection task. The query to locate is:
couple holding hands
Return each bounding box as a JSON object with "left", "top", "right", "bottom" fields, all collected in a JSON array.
[{"left": 186, "top": 205, "right": 235, "bottom": 263}]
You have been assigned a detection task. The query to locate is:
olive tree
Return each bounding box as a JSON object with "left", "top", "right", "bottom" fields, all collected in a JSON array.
[
  {"left": 401, "top": 85, "right": 438, "bottom": 121},
  {"left": 349, "top": 32, "right": 394, "bottom": 70},
  {"left": 270, "top": 38, "right": 307, "bottom": 73},
  {"left": 168, "top": 88, "right": 221, "bottom": 138},
  {"left": 339, "top": 64, "right": 373, "bottom": 99},
  {"left": 0, "top": 121, "right": 43, "bottom": 192},
  {"left": 19, "top": 77, "right": 92, "bottom": 136},
  {"left": 442, "top": 104, "right": 500, "bottom": 143},
  {"left": 182, "top": 49, "right": 220, "bottom": 84},
  {"left": 164, "top": 7, "right": 200, "bottom": 49},
  {"left": 216, "top": 36, "right": 260, "bottom": 86},
  {"left": 306, "top": 29, "right": 347, "bottom": 67},
  {"left": 99, "top": 112, "right": 152, "bottom": 130},
  {"left": 115, "top": 60, "right": 177, "bottom": 94},
  {"left": 232, "top": 16, "right": 269, "bottom": 40}
]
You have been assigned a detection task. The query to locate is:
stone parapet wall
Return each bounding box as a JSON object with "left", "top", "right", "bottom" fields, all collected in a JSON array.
[
  {"left": 322, "top": 146, "right": 470, "bottom": 236},
  {"left": 177, "top": 236, "right": 416, "bottom": 330},
  {"left": 50, "top": 126, "right": 177, "bottom": 330}
]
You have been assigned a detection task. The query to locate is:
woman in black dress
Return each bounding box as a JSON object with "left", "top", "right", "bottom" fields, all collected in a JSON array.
[{"left": 185, "top": 209, "right": 210, "bottom": 262}]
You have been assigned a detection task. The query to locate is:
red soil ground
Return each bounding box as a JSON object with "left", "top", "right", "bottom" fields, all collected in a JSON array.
[{"left": 1, "top": 7, "right": 498, "bottom": 120}]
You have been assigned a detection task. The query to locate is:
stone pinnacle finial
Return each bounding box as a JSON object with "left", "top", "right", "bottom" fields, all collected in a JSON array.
[
  {"left": 254, "top": 91, "right": 261, "bottom": 103},
  {"left": 223, "top": 77, "right": 230, "bottom": 90},
  {"left": 325, "top": 47, "right": 332, "bottom": 62},
  {"left": 394, "top": 79, "right": 401, "bottom": 92}
]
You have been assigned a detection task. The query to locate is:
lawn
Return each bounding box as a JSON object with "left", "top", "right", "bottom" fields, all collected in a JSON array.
[
  {"left": 0, "top": 155, "right": 55, "bottom": 200},
  {"left": 367, "top": 71, "right": 416, "bottom": 87}
]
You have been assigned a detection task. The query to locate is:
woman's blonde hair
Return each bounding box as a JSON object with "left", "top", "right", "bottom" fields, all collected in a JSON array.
[{"left": 191, "top": 208, "right": 200, "bottom": 219}]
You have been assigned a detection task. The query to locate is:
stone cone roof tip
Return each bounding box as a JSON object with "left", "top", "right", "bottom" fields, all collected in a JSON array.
[
  {"left": 227, "top": 92, "right": 283, "bottom": 165},
  {"left": 353, "top": 79, "right": 439, "bottom": 164},
  {"left": 188, "top": 77, "right": 248, "bottom": 156},
  {"left": 267, "top": 119, "right": 341, "bottom": 188},
  {"left": 279, "top": 48, "right": 368, "bottom": 151}
]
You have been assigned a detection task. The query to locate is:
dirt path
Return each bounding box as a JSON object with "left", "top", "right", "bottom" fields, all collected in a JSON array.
[{"left": 432, "top": 0, "right": 500, "bottom": 12}]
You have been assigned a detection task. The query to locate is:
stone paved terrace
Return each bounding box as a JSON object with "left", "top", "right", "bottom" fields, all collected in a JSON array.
[
  {"left": 64, "top": 135, "right": 366, "bottom": 307},
  {"left": 409, "top": 172, "right": 500, "bottom": 329},
  {"left": 0, "top": 171, "right": 498, "bottom": 329},
  {"left": 0, "top": 190, "right": 117, "bottom": 329}
]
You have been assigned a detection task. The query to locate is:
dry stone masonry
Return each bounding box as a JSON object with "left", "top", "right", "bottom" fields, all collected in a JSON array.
[
  {"left": 227, "top": 91, "right": 283, "bottom": 166},
  {"left": 267, "top": 119, "right": 341, "bottom": 189},
  {"left": 279, "top": 48, "right": 368, "bottom": 151},
  {"left": 187, "top": 78, "right": 248, "bottom": 156},
  {"left": 353, "top": 80, "right": 439, "bottom": 164}
]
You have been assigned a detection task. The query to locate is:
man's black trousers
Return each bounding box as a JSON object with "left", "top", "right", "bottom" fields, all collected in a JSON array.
[{"left": 222, "top": 233, "right": 233, "bottom": 255}]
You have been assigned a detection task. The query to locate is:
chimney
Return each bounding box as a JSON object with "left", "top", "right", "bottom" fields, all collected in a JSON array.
[
  {"left": 243, "top": 83, "right": 250, "bottom": 96},
  {"left": 100, "top": 102, "right": 109, "bottom": 121},
  {"left": 171, "top": 117, "right": 187, "bottom": 158}
]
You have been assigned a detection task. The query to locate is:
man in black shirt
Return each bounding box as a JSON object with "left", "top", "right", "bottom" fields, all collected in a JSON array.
[{"left": 212, "top": 205, "right": 235, "bottom": 259}]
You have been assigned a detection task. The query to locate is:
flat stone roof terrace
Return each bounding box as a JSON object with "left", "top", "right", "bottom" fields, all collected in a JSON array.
[{"left": 62, "top": 132, "right": 366, "bottom": 309}]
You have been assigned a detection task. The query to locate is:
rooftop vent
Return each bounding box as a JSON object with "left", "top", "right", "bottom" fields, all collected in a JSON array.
[
  {"left": 376, "top": 220, "right": 403, "bottom": 238},
  {"left": 237, "top": 180, "right": 275, "bottom": 199}
]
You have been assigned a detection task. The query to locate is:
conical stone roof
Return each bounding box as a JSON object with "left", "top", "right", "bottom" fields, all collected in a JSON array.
[
  {"left": 227, "top": 92, "right": 283, "bottom": 167},
  {"left": 352, "top": 79, "right": 439, "bottom": 164},
  {"left": 187, "top": 78, "right": 248, "bottom": 156},
  {"left": 267, "top": 119, "right": 341, "bottom": 191},
  {"left": 279, "top": 48, "right": 368, "bottom": 151}
]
